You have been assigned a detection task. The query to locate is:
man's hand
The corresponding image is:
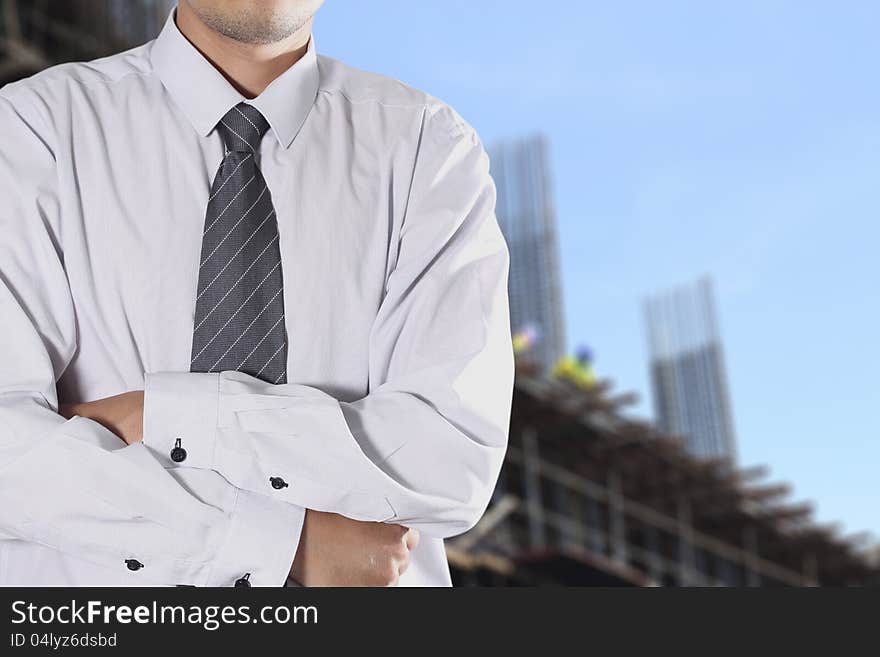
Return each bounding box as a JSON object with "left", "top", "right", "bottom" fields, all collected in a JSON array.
[
  {"left": 59, "top": 391, "right": 144, "bottom": 445},
  {"left": 290, "top": 510, "right": 420, "bottom": 587}
]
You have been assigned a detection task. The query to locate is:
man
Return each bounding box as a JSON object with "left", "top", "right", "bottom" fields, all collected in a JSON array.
[{"left": 0, "top": 0, "right": 513, "bottom": 586}]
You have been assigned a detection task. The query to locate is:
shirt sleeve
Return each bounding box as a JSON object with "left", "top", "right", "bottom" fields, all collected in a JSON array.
[
  {"left": 0, "top": 92, "right": 303, "bottom": 587},
  {"left": 143, "top": 107, "right": 515, "bottom": 538}
]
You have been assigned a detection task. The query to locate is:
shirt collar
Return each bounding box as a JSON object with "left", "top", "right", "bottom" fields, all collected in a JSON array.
[{"left": 150, "top": 5, "right": 319, "bottom": 149}]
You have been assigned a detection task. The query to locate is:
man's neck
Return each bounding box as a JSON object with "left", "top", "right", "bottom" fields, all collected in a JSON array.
[{"left": 174, "top": 2, "right": 311, "bottom": 99}]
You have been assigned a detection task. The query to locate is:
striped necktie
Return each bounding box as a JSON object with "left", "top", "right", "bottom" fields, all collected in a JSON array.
[{"left": 190, "top": 103, "right": 288, "bottom": 384}]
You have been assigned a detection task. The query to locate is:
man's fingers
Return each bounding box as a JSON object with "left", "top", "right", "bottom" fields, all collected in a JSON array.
[
  {"left": 387, "top": 526, "right": 418, "bottom": 582},
  {"left": 404, "top": 528, "right": 420, "bottom": 551}
]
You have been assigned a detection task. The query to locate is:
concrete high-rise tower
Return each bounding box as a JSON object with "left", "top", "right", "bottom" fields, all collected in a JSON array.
[
  {"left": 489, "top": 135, "right": 565, "bottom": 373},
  {"left": 643, "top": 277, "right": 737, "bottom": 462}
]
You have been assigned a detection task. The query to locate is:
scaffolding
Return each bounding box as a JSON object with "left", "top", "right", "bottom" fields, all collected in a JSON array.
[{"left": 449, "top": 365, "right": 878, "bottom": 586}]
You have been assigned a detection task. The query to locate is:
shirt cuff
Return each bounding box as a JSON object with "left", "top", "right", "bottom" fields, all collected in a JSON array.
[
  {"left": 205, "top": 489, "right": 305, "bottom": 587},
  {"left": 143, "top": 371, "right": 220, "bottom": 470}
]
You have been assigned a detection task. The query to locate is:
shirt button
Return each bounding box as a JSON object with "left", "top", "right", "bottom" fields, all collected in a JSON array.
[
  {"left": 270, "top": 476, "right": 289, "bottom": 490},
  {"left": 170, "top": 438, "right": 187, "bottom": 463},
  {"left": 125, "top": 559, "right": 144, "bottom": 571},
  {"left": 234, "top": 573, "right": 252, "bottom": 587}
]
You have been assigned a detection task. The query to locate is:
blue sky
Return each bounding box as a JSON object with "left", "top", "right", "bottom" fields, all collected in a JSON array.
[{"left": 314, "top": 1, "right": 879, "bottom": 538}]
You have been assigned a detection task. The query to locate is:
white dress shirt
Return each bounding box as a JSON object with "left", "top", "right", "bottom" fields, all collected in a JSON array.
[{"left": 0, "top": 6, "right": 512, "bottom": 586}]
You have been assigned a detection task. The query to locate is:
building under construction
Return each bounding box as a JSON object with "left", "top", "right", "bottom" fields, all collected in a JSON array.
[
  {"left": 448, "top": 362, "right": 879, "bottom": 586},
  {"left": 490, "top": 135, "right": 567, "bottom": 374},
  {"left": 644, "top": 277, "right": 738, "bottom": 463}
]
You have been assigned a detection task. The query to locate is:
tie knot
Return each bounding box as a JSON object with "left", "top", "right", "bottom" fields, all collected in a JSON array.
[{"left": 217, "top": 103, "right": 270, "bottom": 153}]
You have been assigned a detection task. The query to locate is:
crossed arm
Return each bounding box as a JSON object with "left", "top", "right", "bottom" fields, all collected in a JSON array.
[
  {"left": 59, "top": 391, "right": 422, "bottom": 586},
  {"left": 0, "top": 95, "right": 513, "bottom": 586}
]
